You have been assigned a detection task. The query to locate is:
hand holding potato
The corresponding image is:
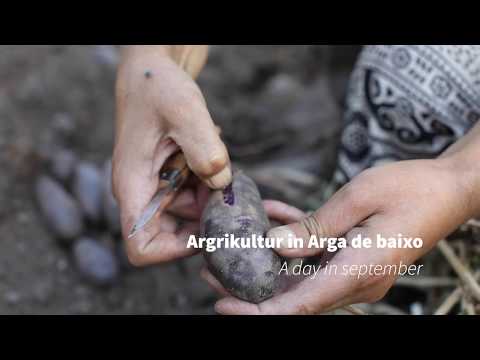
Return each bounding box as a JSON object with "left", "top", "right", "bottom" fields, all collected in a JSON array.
[
  {"left": 112, "top": 45, "right": 231, "bottom": 266},
  {"left": 210, "top": 157, "right": 479, "bottom": 314}
]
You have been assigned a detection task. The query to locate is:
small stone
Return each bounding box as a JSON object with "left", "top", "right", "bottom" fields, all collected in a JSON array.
[
  {"left": 93, "top": 45, "right": 119, "bottom": 67},
  {"left": 32, "top": 282, "right": 54, "bottom": 304},
  {"left": 51, "top": 113, "right": 76, "bottom": 138},
  {"left": 99, "top": 233, "right": 116, "bottom": 249},
  {"left": 263, "top": 74, "right": 303, "bottom": 100},
  {"left": 50, "top": 149, "right": 78, "bottom": 183},
  {"left": 72, "top": 162, "right": 103, "bottom": 223},
  {"left": 35, "top": 175, "right": 84, "bottom": 241},
  {"left": 74, "top": 285, "right": 90, "bottom": 297},
  {"left": 71, "top": 299, "right": 93, "bottom": 314},
  {"left": 16, "top": 241, "right": 26, "bottom": 253},
  {"left": 106, "top": 291, "right": 122, "bottom": 307},
  {"left": 169, "top": 291, "right": 190, "bottom": 309},
  {"left": 17, "top": 211, "right": 30, "bottom": 224},
  {"left": 56, "top": 258, "right": 69, "bottom": 272},
  {"left": 4, "top": 290, "right": 21, "bottom": 305},
  {"left": 103, "top": 159, "right": 121, "bottom": 234},
  {"left": 73, "top": 237, "right": 120, "bottom": 286},
  {"left": 410, "top": 302, "right": 424, "bottom": 315}
]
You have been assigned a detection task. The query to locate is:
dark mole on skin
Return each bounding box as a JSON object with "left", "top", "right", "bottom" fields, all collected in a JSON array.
[{"left": 144, "top": 70, "right": 152, "bottom": 79}]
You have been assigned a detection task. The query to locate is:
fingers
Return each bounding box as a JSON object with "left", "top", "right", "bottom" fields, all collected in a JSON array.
[
  {"left": 151, "top": 139, "right": 180, "bottom": 176},
  {"left": 167, "top": 189, "right": 202, "bottom": 220},
  {"left": 113, "top": 138, "right": 179, "bottom": 239},
  {"left": 215, "top": 223, "right": 398, "bottom": 315},
  {"left": 167, "top": 88, "right": 232, "bottom": 190},
  {"left": 157, "top": 213, "right": 178, "bottom": 233},
  {"left": 263, "top": 200, "right": 306, "bottom": 224},
  {"left": 267, "top": 179, "right": 380, "bottom": 258},
  {"left": 200, "top": 267, "right": 231, "bottom": 298},
  {"left": 113, "top": 151, "right": 200, "bottom": 267},
  {"left": 215, "top": 247, "right": 359, "bottom": 315},
  {"left": 114, "top": 53, "right": 223, "bottom": 267},
  {"left": 114, "top": 162, "right": 159, "bottom": 241},
  {"left": 125, "top": 220, "right": 200, "bottom": 267},
  {"left": 195, "top": 182, "right": 211, "bottom": 212}
]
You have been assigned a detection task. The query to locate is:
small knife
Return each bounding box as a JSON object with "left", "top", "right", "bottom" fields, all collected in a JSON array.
[{"left": 128, "top": 152, "right": 190, "bottom": 239}]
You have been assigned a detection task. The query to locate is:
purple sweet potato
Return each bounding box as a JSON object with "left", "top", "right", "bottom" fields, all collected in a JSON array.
[
  {"left": 200, "top": 170, "right": 281, "bottom": 304},
  {"left": 72, "top": 161, "right": 103, "bottom": 223},
  {"left": 73, "top": 237, "right": 119, "bottom": 286},
  {"left": 35, "top": 175, "right": 84, "bottom": 241},
  {"left": 50, "top": 148, "right": 78, "bottom": 184}
]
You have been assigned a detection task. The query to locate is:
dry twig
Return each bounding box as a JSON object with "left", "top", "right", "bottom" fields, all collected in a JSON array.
[
  {"left": 462, "top": 296, "right": 476, "bottom": 315},
  {"left": 466, "top": 219, "right": 480, "bottom": 228},
  {"left": 371, "top": 303, "right": 408, "bottom": 315},
  {"left": 395, "top": 276, "right": 457, "bottom": 289},
  {"left": 434, "top": 287, "right": 463, "bottom": 315},
  {"left": 437, "top": 239, "right": 480, "bottom": 302},
  {"left": 342, "top": 305, "right": 369, "bottom": 316},
  {"left": 434, "top": 271, "right": 480, "bottom": 315}
]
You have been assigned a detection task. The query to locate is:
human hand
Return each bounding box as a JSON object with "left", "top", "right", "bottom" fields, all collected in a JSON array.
[
  {"left": 200, "top": 199, "right": 307, "bottom": 298},
  {"left": 211, "top": 158, "right": 479, "bottom": 314},
  {"left": 112, "top": 45, "right": 231, "bottom": 266}
]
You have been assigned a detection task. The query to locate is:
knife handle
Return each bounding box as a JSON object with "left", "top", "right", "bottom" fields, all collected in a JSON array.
[{"left": 159, "top": 152, "right": 190, "bottom": 189}]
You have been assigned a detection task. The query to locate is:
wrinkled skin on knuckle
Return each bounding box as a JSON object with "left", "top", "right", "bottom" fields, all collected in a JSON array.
[{"left": 300, "top": 212, "right": 327, "bottom": 239}]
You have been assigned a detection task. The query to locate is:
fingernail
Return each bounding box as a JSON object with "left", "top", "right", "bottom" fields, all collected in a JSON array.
[
  {"left": 267, "top": 226, "right": 296, "bottom": 249},
  {"left": 206, "top": 166, "right": 232, "bottom": 190}
]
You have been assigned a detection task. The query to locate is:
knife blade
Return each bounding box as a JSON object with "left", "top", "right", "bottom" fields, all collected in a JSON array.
[{"left": 128, "top": 152, "right": 190, "bottom": 239}]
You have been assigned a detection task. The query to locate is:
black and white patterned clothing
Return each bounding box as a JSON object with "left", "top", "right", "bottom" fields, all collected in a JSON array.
[{"left": 334, "top": 45, "right": 480, "bottom": 185}]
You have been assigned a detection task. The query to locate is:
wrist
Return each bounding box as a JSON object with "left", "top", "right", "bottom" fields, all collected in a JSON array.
[{"left": 439, "top": 149, "right": 480, "bottom": 218}]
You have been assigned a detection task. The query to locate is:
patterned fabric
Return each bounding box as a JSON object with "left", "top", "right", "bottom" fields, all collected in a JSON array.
[{"left": 334, "top": 45, "right": 480, "bottom": 185}]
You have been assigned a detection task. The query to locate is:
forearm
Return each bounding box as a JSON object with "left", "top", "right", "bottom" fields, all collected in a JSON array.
[
  {"left": 120, "top": 45, "right": 209, "bottom": 79},
  {"left": 440, "top": 121, "right": 480, "bottom": 218}
]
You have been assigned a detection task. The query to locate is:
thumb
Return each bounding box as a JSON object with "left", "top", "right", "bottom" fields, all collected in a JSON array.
[
  {"left": 169, "top": 94, "right": 232, "bottom": 190},
  {"left": 268, "top": 182, "right": 379, "bottom": 258}
]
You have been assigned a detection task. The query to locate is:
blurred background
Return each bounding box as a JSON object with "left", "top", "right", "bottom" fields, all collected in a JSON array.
[{"left": 1, "top": 45, "right": 475, "bottom": 315}]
